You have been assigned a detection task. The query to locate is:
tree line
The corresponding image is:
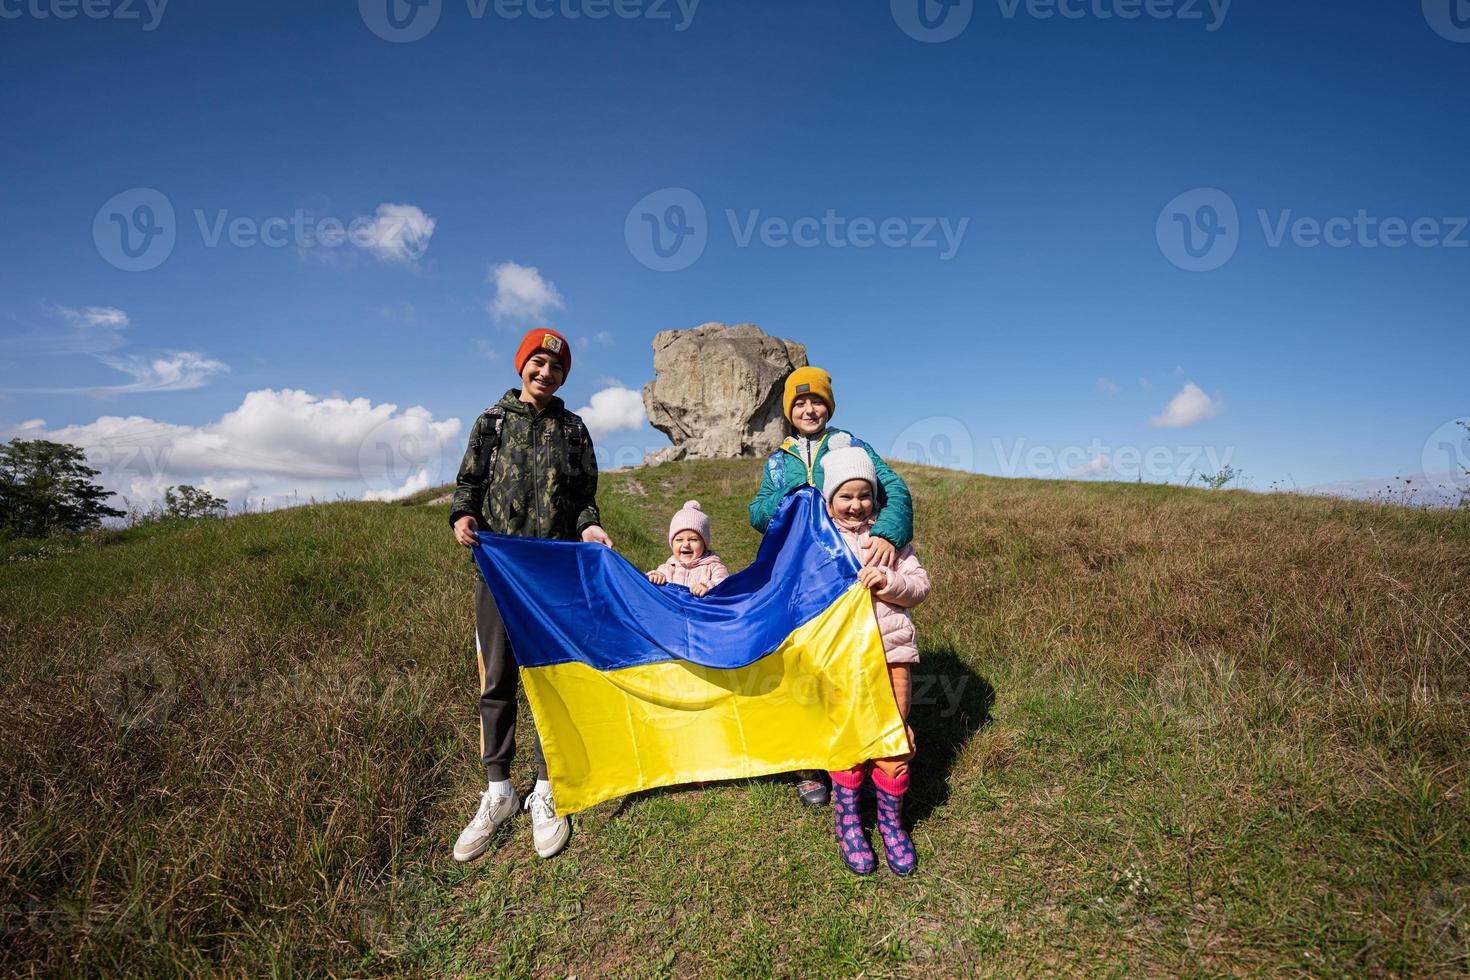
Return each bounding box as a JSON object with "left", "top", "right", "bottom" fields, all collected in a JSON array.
[{"left": 0, "top": 438, "right": 227, "bottom": 538}]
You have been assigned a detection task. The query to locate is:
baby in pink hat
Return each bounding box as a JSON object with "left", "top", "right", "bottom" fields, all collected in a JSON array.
[{"left": 647, "top": 500, "right": 730, "bottom": 597}]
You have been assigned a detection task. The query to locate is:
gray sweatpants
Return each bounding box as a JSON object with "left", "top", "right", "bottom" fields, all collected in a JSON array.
[{"left": 474, "top": 579, "right": 547, "bottom": 782}]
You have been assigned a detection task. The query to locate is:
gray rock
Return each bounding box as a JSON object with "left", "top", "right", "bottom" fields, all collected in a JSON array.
[{"left": 642, "top": 323, "right": 807, "bottom": 462}]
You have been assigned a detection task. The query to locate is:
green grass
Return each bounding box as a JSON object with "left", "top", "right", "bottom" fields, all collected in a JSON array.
[{"left": 3, "top": 461, "right": 1468, "bottom": 976}]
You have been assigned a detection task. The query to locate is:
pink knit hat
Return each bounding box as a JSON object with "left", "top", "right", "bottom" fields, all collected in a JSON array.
[{"left": 668, "top": 499, "right": 711, "bottom": 548}]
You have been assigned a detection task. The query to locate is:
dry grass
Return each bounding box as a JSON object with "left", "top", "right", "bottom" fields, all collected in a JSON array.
[{"left": 1, "top": 461, "right": 1467, "bottom": 976}]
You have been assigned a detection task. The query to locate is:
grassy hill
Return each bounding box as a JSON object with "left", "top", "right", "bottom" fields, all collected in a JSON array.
[{"left": 3, "top": 461, "right": 1468, "bottom": 976}]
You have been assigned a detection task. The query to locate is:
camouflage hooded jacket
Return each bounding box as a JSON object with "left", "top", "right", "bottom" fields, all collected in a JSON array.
[{"left": 448, "top": 389, "right": 601, "bottom": 542}]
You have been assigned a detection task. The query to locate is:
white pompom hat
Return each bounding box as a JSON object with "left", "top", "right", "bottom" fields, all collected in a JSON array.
[
  {"left": 668, "top": 499, "right": 711, "bottom": 548},
  {"left": 821, "top": 446, "right": 878, "bottom": 504}
]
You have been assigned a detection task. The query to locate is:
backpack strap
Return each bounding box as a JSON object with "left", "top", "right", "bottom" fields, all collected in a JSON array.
[
  {"left": 561, "top": 410, "right": 590, "bottom": 475},
  {"left": 479, "top": 405, "right": 507, "bottom": 482}
]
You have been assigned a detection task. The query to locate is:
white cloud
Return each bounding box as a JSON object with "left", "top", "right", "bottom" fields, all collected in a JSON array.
[
  {"left": 1, "top": 388, "right": 463, "bottom": 512},
  {"left": 362, "top": 468, "right": 431, "bottom": 502},
  {"left": 1096, "top": 377, "right": 1119, "bottom": 395},
  {"left": 58, "top": 305, "right": 130, "bottom": 328},
  {"left": 3, "top": 307, "right": 229, "bottom": 396},
  {"left": 90, "top": 352, "right": 230, "bottom": 393},
  {"left": 573, "top": 385, "right": 646, "bottom": 440},
  {"left": 11, "top": 351, "right": 229, "bottom": 396},
  {"left": 578, "top": 331, "right": 613, "bottom": 348},
  {"left": 3, "top": 305, "right": 130, "bottom": 357},
  {"left": 354, "top": 203, "right": 436, "bottom": 263},
  {"left": 488, "top": 262, "right": 565, "bottom": 322},
  {"left": 1151, "top": 382, "right": 1224, "bottom": 428},
  {"left": 1069, "top": 454, "right": 1112, "bottom": 477}
]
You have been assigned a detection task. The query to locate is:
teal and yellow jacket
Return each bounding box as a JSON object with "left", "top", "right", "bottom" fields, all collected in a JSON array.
[{"left": 747, "top": 428, "right": 913, "bottom": 549}]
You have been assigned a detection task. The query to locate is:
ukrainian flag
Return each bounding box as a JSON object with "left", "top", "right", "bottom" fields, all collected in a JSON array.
[{"left": 470, "top": 487, "right": 910, "bottom": 814}]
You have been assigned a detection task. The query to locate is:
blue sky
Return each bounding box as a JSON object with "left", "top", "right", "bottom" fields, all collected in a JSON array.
[{"left": 1, "top": 0, "right": 1466, "bottom": 509}]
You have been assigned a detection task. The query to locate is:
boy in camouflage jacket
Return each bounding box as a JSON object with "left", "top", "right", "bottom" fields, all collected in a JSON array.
[{"left": 448, "top": 327, "right": 613, "bottom": 862}]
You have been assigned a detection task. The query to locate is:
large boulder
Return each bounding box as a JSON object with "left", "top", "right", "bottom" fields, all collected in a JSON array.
[{"left": 643, "top": 323, "right": 807, "bottom": 462}]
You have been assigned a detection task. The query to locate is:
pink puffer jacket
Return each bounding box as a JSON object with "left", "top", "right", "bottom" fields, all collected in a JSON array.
[
  {"left": 654, "top": 552, "right": 730, "bottom": 590},
  {"left": 835, "top": 517, "right": 931, "bottom": 664}
]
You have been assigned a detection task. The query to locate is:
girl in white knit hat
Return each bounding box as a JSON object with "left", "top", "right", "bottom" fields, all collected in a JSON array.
[
  {"left": 820, "top": 445, "right": 932, "bottom": 878},
  {"left": 647, "top": 500, "right": 730, "bottom": 597}
]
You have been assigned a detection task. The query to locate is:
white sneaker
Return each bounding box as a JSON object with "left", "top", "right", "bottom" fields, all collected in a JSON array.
[
  {"left": 524, "top": 787, "right": 570, "bottom": 858},
  {"left": 453, "top": 786, "right": 519, "bottom": 862}
]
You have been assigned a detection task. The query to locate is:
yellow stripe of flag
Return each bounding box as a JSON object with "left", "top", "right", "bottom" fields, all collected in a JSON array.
[{"left": 521, "top": 581, "right": 909, "bottom": 814}]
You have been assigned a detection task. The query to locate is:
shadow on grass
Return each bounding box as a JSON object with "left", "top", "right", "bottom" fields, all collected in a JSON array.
[{"left": 906, "top": 644, "right": 994, "bottom": 824}]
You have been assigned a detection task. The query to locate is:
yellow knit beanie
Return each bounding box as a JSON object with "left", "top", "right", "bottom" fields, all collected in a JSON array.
[{"left": 782, "top": 367, "right": 835, "bottom": 422}]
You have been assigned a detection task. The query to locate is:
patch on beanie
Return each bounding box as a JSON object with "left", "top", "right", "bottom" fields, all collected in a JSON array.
[{"left": 542, "top": 334, "right": 563, "bottom": 353}]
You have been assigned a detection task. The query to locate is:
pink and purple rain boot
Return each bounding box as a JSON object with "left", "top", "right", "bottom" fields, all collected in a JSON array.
[
  {"left": 829, "top": 767, "right": 875, "bottom": 875},
  {"left": 872, "top": 770, "right": 917, "bottom": 877}
]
